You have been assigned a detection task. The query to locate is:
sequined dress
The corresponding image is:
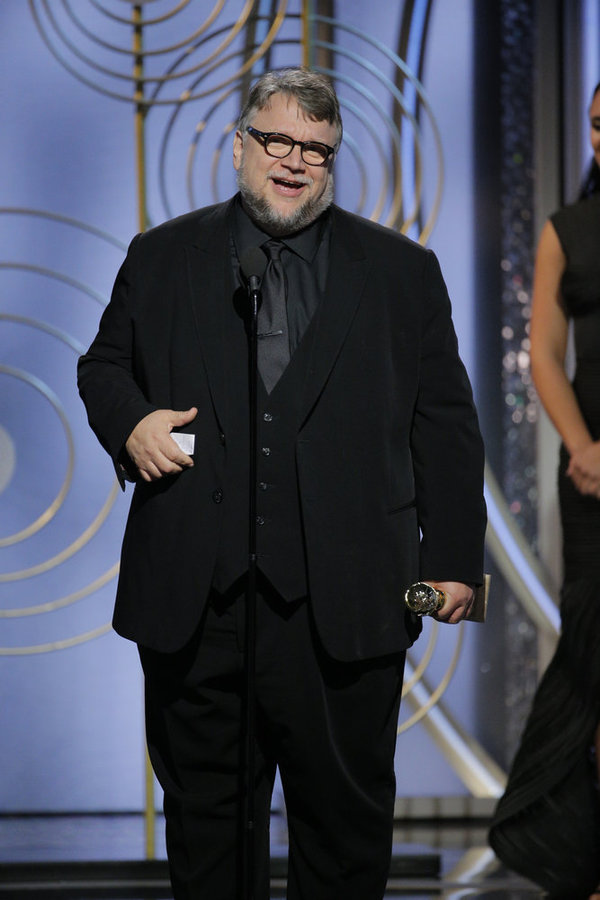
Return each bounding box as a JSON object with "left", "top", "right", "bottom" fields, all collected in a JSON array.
[{"left": 489, "top": 193, "right": 600, "bottom": 898}]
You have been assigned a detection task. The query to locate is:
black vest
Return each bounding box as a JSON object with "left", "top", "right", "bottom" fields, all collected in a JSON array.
[{"left": 211, "top": 283, "right": 317, "bottom": 600}]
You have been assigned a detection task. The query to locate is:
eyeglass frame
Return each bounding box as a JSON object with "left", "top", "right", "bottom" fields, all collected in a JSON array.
[{"left": 246, "top": 126, "right": 337, "bottom": 166}]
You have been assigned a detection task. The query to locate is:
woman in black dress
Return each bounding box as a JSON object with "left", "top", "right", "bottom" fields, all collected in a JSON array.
[{"left": 489, "top": 83, "right": 600, "bottom": 899}]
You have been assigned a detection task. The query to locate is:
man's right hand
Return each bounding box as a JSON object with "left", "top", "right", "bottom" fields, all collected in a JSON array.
[{"left": 125, "top": 407, "right": 197, "bottom": 482}]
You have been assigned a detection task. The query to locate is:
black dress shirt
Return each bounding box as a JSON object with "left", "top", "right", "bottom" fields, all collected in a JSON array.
[{"left": 232, "top": 196, "right": 331, "bottom": 353}]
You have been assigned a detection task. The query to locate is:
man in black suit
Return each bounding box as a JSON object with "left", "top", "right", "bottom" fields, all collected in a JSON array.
[{"left": 79, "top": 67, "right": 486, "bottom": 900}]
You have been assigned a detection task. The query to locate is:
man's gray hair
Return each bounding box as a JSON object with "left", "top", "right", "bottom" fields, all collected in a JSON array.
[{"left": 237, "top": 67, "right": 343, "bottom": 146}]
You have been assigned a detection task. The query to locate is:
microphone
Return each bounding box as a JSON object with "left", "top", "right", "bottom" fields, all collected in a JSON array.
[{"left": 240, "top": 246, "right": 267, "bottom": 294}]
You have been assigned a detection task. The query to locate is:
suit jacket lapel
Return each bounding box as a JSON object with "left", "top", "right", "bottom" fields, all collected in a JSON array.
[
  {"left": 299, "top": 207, "right": 370, "bottom": 426},
  {"left": 183, "top": 200, "right": 236, "bottom": 432},
  {"left": 180, "top": 200, "right": 370, "bottom": 432}
]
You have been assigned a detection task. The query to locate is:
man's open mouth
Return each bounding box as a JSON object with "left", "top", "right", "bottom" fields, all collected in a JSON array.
[{"left": 271, "top": 176, "right": 308, "bottom": 192}]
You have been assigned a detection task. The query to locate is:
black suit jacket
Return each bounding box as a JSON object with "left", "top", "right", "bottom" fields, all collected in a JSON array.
[{"left": 78, "top": 197, "right": 486, "bottom": 660}]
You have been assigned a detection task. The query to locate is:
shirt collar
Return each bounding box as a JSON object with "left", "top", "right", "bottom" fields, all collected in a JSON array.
[{"left": 233, "top": 194, "right": 329, "bottom": 263}]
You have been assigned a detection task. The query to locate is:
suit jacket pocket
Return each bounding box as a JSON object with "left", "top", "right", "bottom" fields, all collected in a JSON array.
[{"left": 387, "top": 497, "right": 416, "bottom": 515}]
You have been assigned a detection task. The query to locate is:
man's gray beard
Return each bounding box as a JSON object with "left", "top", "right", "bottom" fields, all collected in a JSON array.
[{"left": 236, "top": 167, "right": 334, "bottom": 236}]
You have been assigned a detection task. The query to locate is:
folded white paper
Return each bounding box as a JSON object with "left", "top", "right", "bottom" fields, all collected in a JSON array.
[{"left": 171, "top": 432, "right": 195, "bottom": 455}]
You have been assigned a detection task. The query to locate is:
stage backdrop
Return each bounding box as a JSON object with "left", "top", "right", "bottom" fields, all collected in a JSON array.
[{"left": 1, "top": 0, "right": 518, "bottom": 831}]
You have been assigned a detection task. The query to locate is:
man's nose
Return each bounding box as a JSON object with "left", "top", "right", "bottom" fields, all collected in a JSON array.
[{"left": 283, "top": 144, "right": 305, "bottom": 168}]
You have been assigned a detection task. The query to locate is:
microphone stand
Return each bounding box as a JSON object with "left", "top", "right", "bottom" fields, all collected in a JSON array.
[{"left": 243, "top": 273, "right": 260, "bottom": 900}]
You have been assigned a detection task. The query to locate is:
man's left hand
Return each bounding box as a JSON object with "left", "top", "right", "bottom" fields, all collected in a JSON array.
[{"left": 429, "top": 581, "right": 475, "bottom": 624}]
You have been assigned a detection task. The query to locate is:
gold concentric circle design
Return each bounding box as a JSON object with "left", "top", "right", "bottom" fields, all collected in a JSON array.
[
  {"left": 0, "top": 209, "right": 126, "bottom": 654},
  {"left": 400, "top": 620, "right": 465, "bottom": 733},
  {"left": 312, "top": 15, "right": 444, "bottom": 241},
  {"left": 0, "top": 359, "right": 74, "bottom": 550},
  {"left": 29, "top": 0, "right": 289, "bottom": 104}
]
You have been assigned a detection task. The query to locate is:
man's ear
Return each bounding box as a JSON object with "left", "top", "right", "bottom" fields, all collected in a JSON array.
[{"left": 232, "top": 130, "right": 243, "bottom": 171}]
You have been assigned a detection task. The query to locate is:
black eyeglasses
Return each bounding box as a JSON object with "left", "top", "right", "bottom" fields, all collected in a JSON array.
[{"left": 246, "top": 126, "right": 336, "bottom": 166}]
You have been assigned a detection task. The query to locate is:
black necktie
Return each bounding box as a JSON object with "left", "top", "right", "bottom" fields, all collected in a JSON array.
[{"left": 258, "top": 240, "right": 290, "bottom": 393}]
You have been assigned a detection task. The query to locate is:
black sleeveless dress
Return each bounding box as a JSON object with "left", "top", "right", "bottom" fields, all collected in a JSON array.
[{"left": 489, "top": 193, "right": 600, "bottom": 898}]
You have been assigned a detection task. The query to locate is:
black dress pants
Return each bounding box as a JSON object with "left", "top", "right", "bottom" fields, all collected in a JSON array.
[{"left": 139, "top": 581, "right": 405, "bottom": 900}]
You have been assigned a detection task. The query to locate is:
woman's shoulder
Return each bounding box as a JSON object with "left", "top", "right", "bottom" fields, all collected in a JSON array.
[
  {"left": 548, "top": 194, "right": 600, "bottom": 257},
  {"left": 550, "top": 193, "right": 600, "bottom": 231}
]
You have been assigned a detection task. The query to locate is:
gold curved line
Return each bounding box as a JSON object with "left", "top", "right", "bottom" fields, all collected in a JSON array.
[
  {"left": 338, "top": 104, "right": 396, "bottom": 221},
  {"left": 418, "top": 127, "right": 444, "bottom": 244},
  {"left": 179, "top": 5, "right": 299, "bottom": 210},
  {"left": 36, "top": 0, "right": 145, "bottom": 83},
  {"left": 184, "top": 84, "right": 238, "bottom": 208},
  {"left": 0, "top": 365, "right": 74, "bottom": 548},
  {"left": 208, "top": 133, "right": 228, "bottom": 207},
  {"left": 0, "top": 208, "right": 127, "bottom": 250},
  {"left": 334, "top": 78, "right": 403, "bottom": 224},
  {"left": 164, "top": 4, "right": 290, "bottom": 104},
  {"left": 400, "top": 667, "right": 508, "bottom": 796},
  {"left": 32, "top": 0, "right": 251, "bottom": 92},
  {"left": 0, "top": 563, "right": 119, "bottom": 618},
  {"left": 396, "top": 129, "right": 424, "bottom": 234},
  {"left": 49, "top": 0, "right": 230, "bottom": 76},
  {"left": 397, "top": 624, "right": 464, "bottom": 734},
  {"left": 383, "top": 148, "right": 404, "bottom": 230},
  {"left": 312, "top": 21, "right": 443, "bottom": 243},
  {"left": 146, "top": 2, "right": 262, "bottom": 96},
  {"left": 316, "top": 63, "right": 412, "bottom": 228},
  {"left": 301, "top": 0, "right": 310, "bottom": 67},
  {"left": 26, "top": 12, "right": 140, "bottom": 105},
  {"left": 0, "top": 480, "right": 120, "bottom": 582},
  {"left": 0, "top": 263, "right": 107, "bottom": 307},
  {"left": 154, "top": 53, "right": 245, "bottom": 213},
  {"left": 29, "top": 4, "right": 293, "bottom": 105},
  {"left": 320, "top": 61, "right": 427, "bottom": 234},
  {"left": 138, "top": 5, "right": 294, "bottom": 113},
  {"left": 337, "top": 134, "right": 369, "bottom": 214},
  {"left": 165, "top": 0, "right": 255, "bottom": 77},
  {"left": 80, "top": 0, "right": 221, "bottom": 46},
  {"left": 0, "top": 622, "right": 113, "bottom": 656},
  {"left": 148, "top": 3, "right": 292, "bottom": 101},
  {"left": 401, "top": 619, "right": 439, "bottom": 696},
  {"left": 89, "top": 0, "right": 192, "bottom": 26},
  {"left": 371, "top": 169, "right": 388, "bottom": 223},
  {"left": 0, "top": 314, "right": 84, "bottom": 355}
]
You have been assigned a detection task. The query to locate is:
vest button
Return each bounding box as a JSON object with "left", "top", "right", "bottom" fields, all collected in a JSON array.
[
  {"left": 259, "top": 481, "right": 268, "bottom": 491},
  {"left": 263, "top": 412, "right": 273, "bottom": 422},
  {"left": 212, "top": 489, "right": 223, "bottom": 504},
  {"left": 219, "top": 432, "right": 226, "bottom": 445},
  {"left": 261, "top": 447, "right": 271, "bottom": 456},
  {"left": 256, "top": 515, "right": 265, "bottom": 526}
]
